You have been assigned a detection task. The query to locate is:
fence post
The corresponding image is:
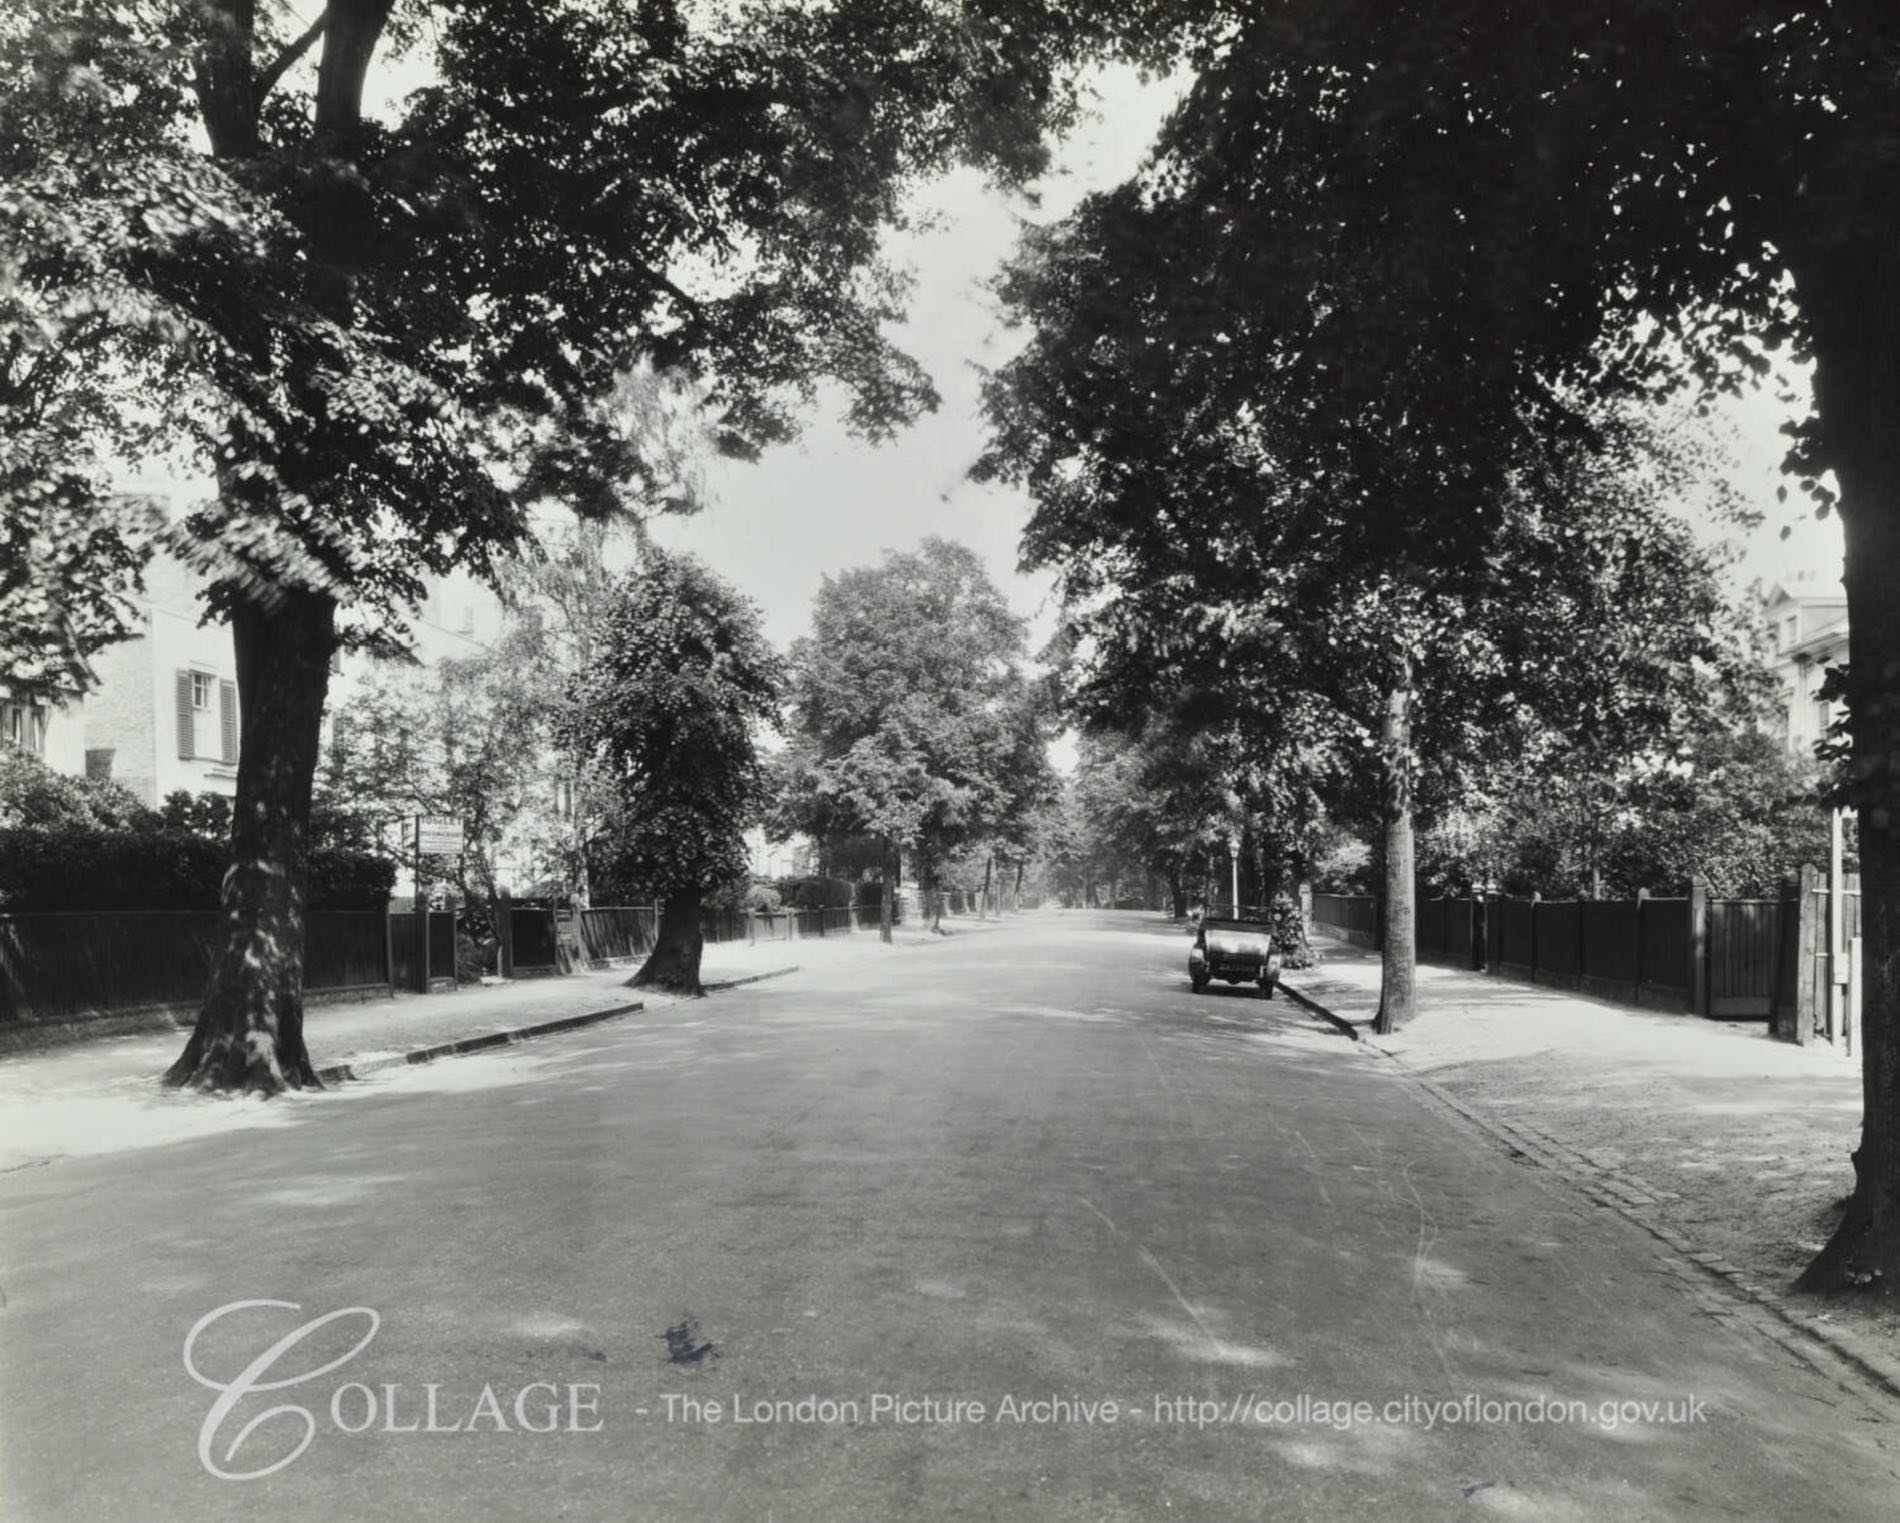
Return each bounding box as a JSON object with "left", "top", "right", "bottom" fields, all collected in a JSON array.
[
  {"left": 1689, "top": 876, "right": 1710, "bottom": 1018},
  {"left": 414, "top": 893, "right": 431, "bottom": 993},
  {"left": 1577, "top": 894, "right": 1588, "bottom": 988},
  {"left": 1529, "top": 890, "right": 1541, "bottom": 983},
  {"left": 1634, "top": 888, "right": 1648, "bottom": 1005},
  {"left": 497, "top": 890, "right": 515, "bottom": 980},
  {"left": 1792, "top": 863, "right": 1822, "bottom": 1046}
]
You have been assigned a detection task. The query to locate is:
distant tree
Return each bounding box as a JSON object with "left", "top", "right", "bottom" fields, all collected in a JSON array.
[
  {"left": 557, "top": 552, "right": 782, "bottom": 994},
  {"left": 775, "top": 539, "right": 1042, "bottom": 939},
  {"left": 314, "top": 625, "right": 556, "bottom": 961}
]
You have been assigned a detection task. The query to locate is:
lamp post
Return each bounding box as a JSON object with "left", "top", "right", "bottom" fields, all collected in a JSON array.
[{"left": 1228, "top": 839, "right": 1240, "bottom": 916}]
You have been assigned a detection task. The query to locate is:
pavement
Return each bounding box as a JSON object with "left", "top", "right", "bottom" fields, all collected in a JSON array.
[
  {"left": 1282, "top": 939, "right": 1900, "bottom": 1355},
  {"left": 3, "top": 910, "right": 1899, "bottom": 1521},
  {"left": 0, "top": 919, "right": 984, "bottom": 1174}
]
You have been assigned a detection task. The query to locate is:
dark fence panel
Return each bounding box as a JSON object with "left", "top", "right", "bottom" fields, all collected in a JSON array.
[
  {"left": 510, "top": 906, "right": 559, "bottom": 970},
  {"left": 388, "top": 912, "right": 421, "bottom": 991},
  {"left": 1499, "top": 898, "right": 1536, "bottom": 975},
  {"left": 427, "top": 912, "right": 457, "bottom": 984},
  {"left": 1579, "top": 899, "right": 1640, "bottom": 1000},
  {"left": 577, "top": 906, "right": 655, "bottom": 964},
  {"left": 1310, "top": 893, "right": 1378, "bottom": 949},
  {"left": 1535, "top": 902, "right": 1582, "bottom": 983},
  {"left": 1446, "top": 900, "right": 1475, "bottom": 968},
  {"left": 306, "top": 911, "right": 388, "bottom": 991},
  {"left": 1639, "top": 898, "right": 1690, "bottom": 1009},
  {"left": 2, "top": 909, "right": 387, "bottom": 1024},
  {"left": 1708, "top": 899, "right": 1786, "bottom": 1018}
]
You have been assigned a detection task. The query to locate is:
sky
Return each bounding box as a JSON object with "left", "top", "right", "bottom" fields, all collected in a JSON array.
[
  {"left": 646, "top": 67, "right": 1184, "bottom": 654},
  {"left": 644, "top": 74, "right": 1847, "bottom": 659}
]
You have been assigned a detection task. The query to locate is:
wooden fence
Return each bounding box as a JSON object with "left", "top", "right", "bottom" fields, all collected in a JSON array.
[
  {"left": 0, "top": 909, "right": 393, "bottom": 1025},
  {"left": 505, "top": 897, "right": 916, "bottom": 975},
  {"left": 1307, "top": 882, "right": 1805, "bottom": 1023}
]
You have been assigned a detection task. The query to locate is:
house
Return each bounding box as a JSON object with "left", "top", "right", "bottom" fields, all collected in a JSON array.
[
  {"left": 1763, "top": 577, "right": 1850, "bottom": 759},
  {"left": 0, "top": 683, "right": 88, "bottom": 776},
  {"left": 76, "top": 556, "right": 243, "bottom": 806},
  {"left": 745, "top": 826, "right": 817, "bottom": 880}
]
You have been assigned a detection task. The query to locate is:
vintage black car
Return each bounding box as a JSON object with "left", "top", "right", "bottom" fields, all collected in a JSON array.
[{"left": 1189, "top": 912, "right": 1282, "bottom": 997}]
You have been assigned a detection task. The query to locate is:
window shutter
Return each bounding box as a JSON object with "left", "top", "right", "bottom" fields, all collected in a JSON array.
[
  {"left": 176, "top": 672, "right": 194, "bottom": 759},
  {"left": 219, "top": 680, "right": 238, "bottom": 764}
]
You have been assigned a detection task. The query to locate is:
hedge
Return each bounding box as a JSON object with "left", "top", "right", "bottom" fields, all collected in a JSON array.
[
  {"left": 770, "top": 875, "right": 860, "bottom": 909},
  {"left": 0, "top": 827, "right": 395, "bottom": 913}
]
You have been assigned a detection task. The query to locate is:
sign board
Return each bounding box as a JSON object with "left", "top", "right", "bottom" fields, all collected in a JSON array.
[{"left": 415, "top": 814, "right": 464, "bottom": 858}]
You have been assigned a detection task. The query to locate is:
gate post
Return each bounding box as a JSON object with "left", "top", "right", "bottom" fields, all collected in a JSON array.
[
  {"left": 1792, "top": 862, "right": 1822, "bottom": 1046},
  {"left": 1633, "top": 888, "right": 1648, "bottom": 1004},
  {"left": 497, "top": 889, "right": 515, "bottom": 980},
  {"left": 414, "top": 891, "right": 431, "bottom": 994},
  {"left": 1689, "top": 876, "right": 1710, "bottom": 1018}
]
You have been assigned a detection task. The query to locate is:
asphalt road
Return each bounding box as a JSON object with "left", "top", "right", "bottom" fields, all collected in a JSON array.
[{"left": 2, "top": 911, "right": 1896, "bottom": 1521}]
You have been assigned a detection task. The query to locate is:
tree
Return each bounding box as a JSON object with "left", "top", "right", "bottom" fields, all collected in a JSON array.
[
  {"left": 1036, "top": 0, "right": 1900, "bottom": 1287},
  {"left": 775, "top": 538, "right": 1044, "bottom": 940},
  {"left": 1, "top": 0, "right": 1106, "bottom": 1090},
  {"left": 557, "top": 551, "right": 781, "bottom": 995},
  {"left": 314, "top": 623, "right": 556, "bottom": 962},
  {"left": 979, "top": 32, "right": 1785, "bottom": 1027}
]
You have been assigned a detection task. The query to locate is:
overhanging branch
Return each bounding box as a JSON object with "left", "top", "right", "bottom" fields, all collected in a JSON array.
[{"left": 255, "top": 12, "right": 328, "bottom": 106}]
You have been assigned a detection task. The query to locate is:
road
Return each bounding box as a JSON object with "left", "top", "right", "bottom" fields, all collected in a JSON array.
[{"left": 2, "top": 910, "right": 1896, "bottom": 1521}]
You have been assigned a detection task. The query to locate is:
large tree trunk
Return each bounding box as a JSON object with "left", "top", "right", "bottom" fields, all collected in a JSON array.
[
  {"left": 923, "top": 854, "right": 945, "bottom": 934},
  {"left": 630, "top": 888, "right": 705, "bottom": 995},
  {"left": 165, "top": 590, "right": 338, "bottom": 1092},
  {"left": 1372, "top": 664, "right": 1418, "bottom": 1035},
  {"left": 166, "top": 1, "right": 393, "bottom": 1094},
  {"left": 1169, "top": 862, "right": 1187, "bottom": 920},
  {"left": 1793, "top": 234, "right": 1900, "bottom": 1289},
  {"left": 880, "top": 842, "right": 895, "bottom": 944}
]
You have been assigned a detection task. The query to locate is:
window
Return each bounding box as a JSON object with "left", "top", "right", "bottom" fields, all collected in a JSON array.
[
  {"left": 1, "top": 703, "right": 47, "bottom": 757},
  {"left": 85, "top": 748, "right": 114, "bottom": 781},
  {"left": 1815, "top": 697, "right": 1836, "bottom": 737},
  {"left": 177, "top": 670, "right": 238, "bottom": 763}
]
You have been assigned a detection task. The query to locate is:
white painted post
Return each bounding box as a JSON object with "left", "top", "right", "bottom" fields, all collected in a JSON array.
[{"left": 1828, "top": 806, "right": 1846, "bottom": 1043}]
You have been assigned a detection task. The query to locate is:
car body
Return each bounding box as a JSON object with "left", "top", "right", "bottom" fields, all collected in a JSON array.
[{"left": 1189, "top": 914, "right": 1282, "bottom": 997}]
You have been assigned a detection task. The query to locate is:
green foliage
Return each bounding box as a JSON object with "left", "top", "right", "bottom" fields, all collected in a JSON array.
[
  {"left": 315, "top": 623, "right": 560, "bottom": 904},
  {"left": 774, "top": 538, "right": 1053, "bottom": 881},
  {"left": 557, "top": 549, "right": 782, "bottom": 903},
  {"left": 0, "top": 0, "right": 1108, "bottom": 653},
  {"left": 1436, "top": 730, "right": 1829, "bottom": 901},
  {"left": 0, "top": 746, "right": 153, "bottom": 832},
  {"left": 0, "top": 827, "right": 392, "bottom": 913},
  {"left": 771, "top": 876, "right": 857, "bottom": 911},
  {"left": 158, "top": 790, "right": 234, "bottom": 842}
]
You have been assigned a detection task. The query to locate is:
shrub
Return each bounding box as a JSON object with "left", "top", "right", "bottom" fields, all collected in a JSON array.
[
  {"left": 0, "top": 827, "right": 394, "bottom": 912},
  {"left": 771, "top": 875, "right": 856, "bottom": 909},
  {"left": 0, "top": 748, "right": 155, "bottom": 832}
]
